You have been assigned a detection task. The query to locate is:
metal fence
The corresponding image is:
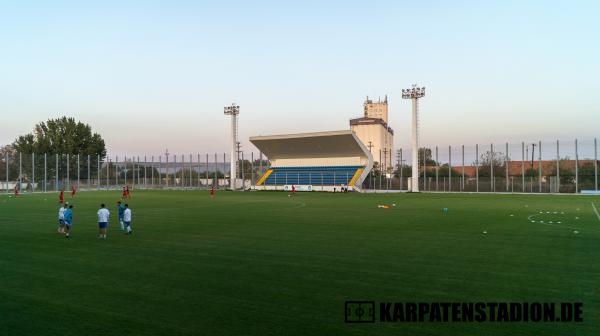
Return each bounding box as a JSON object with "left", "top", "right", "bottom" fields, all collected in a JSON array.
[
  {"left": 0, "top": 152, "right": 270, "bottom": 193},
  {"left": 362, "top": 138, "right": 599, "bottom": 193},
  {"left": 2, "top": 138, "right": 598, "bottom": 194}
]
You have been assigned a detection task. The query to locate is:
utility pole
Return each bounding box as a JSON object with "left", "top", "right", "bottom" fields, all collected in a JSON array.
[
  {"left": 383, "top": 147, "right": 388, "bottom": 185},
  {"left": 367, "top": 141, "right": 374, "bottom": 190},
  {"left": 397, "top": 149, "right": 405, "bottom": 191},
  {"left": 402, "top": 85, "right": 425, "bottom": 192}
]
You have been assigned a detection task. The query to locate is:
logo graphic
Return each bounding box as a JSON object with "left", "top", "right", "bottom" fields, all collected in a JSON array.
[{"left": 345, "top": 301, "right": 375, "bottom": 323}]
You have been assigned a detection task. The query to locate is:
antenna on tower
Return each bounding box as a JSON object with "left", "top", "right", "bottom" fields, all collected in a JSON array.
[{"left": 402, "top": 85, "right": 426, "bottom": 192}]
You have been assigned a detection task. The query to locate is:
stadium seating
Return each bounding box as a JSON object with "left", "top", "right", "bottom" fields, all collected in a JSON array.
[{"left": 258, "top": 166, "right": 364, "bottom": 186}]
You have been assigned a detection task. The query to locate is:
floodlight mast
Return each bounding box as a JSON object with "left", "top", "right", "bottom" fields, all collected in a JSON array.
[
  {"left": 402, "top": 85, "right": 425, "bottom": 192},
  {"left": 224, "top": 104, "right": 240, "bottom": 190}
]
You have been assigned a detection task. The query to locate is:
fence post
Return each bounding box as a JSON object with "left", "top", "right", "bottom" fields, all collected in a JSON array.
[
  {"left": 595, "top": 138, "right": 598, "bottom": 191},
  {"left": 55, "top": 154, "right": 59, "bottom": 191},
  {"left": 521, "top": 142, "right": 525, "bottom": 192},
  {"left": 537, "top": 141, "right": 542, "bottom": 192},
  {"left": 87, "top": 155, "right": 90, "bottom": 190},
  {"left": 490, "top": 144, "right": 494, "bottom": 192},
  {"left": 400, "top": 148, "right": 403, "bottom": 191},
  {"left": 214, "top": 153, "right": 217, "bottom": 188},
  {"left": 125, "top": 155, "right": 128, "bottom": 187},
  {"left": 575, "top": 139, "right": 579, "bottom": 193},
  {"left": 19, "top": 152, "right": 22, "bottom": 192},
  {"left": 97, "top": 155, "right": 100, "bottom": 190},
  {"left": 44, "top": 153, "right": 47, "bottom": 192},
  {"left": 556, "top": 140, "right": 560, "bottom": 193},
  {"left": 204, "top": 154, "right": 208, "bottom": 187},
  {"left": 66, "top": 154, "right": 70, "bottom": 191},
  {"left": 251, "top": 152, "right": 254, "bottom": 187},
  {"left": 462, "top": 145, "right": 465, "bottom": 191},
  {"left": 31, "top": 153, "right": 35, "bottom": 192},
  {"left": 5, "top": 153, "right": 8, "bottom": 194},
  {"left": 475, "top": 144, "right": 479, "bottom": 192},
  {"left": 448, "top": 146, "right": 452, "bottom": 191},
  {"left": 505, "top": 143, "right": 509, "bottom": 192},
  {"left": 435, "top": 146, "right": 439, "bottom": 191},
  {"left": 77, "top": 154, "right": 80, "bottom": 191},
  {"left": 422, "top": 148, "right": 426, "bottom": 191},
  {"left": 378, "top": 149, "right": 382, "bottom": 190},
  {"left": 104, "top": 157, "right": 108, "bottom": 188},
  {"left": 196, "top": 153, "right": 201, "bottom": 189},
  {"left": 165, "top": 154, "right": 169, "bottom": 188},
  {"left": 242, "top": 152, "right": 245, "bottom": 191},
  {"left": 130, "top": 156, "right": 133, "bottom": 188},
  {"left": 116, "top": 155, "right": 120, "bottom": 186}
]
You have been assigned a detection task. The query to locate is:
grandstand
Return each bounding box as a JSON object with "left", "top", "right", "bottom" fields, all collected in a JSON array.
[{"left": 250, "top": 130, "right": 373, "bottom": 191}]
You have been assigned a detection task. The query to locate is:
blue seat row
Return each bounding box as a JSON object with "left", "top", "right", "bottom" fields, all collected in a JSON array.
[{"left": 263, "top": 166, "right": 363, "bottom": 186}]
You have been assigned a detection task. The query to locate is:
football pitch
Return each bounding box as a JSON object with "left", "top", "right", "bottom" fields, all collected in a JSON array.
[{"left": 1, "top": 190, "right": 599, "bottom": 335}]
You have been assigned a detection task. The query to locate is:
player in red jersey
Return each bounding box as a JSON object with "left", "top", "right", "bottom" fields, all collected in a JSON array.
[
  {"left": 71, "top": 185, "right": 77, "bottom": 197},
  {"left": 125, "top": 185, "right": 130, "bottom": 199},
  {"left": 59, "top": 189, "right": 64, "bottom": 204},
  {"left": 291, "top": 184, "right": 296, "bottom": 195},
  {"left": 122, "top": 186, "right": 127, "bottom": 199},
  {"left": 210, "top": 185, "right": 215, "bottom": 198},
  {"left": 14, "top": 185, "right": 19, "bottom": 196}
]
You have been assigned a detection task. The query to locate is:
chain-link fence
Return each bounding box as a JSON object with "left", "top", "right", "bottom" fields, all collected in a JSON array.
[
  {"left": 1, "top": 152, "right": 270, "bottom": 193},
  {"left": 362, "top": 138, "right": 599, "bottom": 193}
]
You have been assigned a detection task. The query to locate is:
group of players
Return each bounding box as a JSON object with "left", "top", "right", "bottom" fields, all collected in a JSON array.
[{"left": 57, "top": 185, "right": 133, "bottom": 239}]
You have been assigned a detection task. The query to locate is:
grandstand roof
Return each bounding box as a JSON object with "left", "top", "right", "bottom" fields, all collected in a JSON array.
[{"left": 249, "top": 130, "right": 371, "bottom": 160}]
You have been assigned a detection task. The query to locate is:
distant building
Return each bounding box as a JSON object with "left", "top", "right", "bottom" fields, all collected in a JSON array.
[{"left": 350, "top": 96, "right": 394, "bottom": 172}]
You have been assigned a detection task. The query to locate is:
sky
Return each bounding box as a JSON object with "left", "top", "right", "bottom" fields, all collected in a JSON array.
[{"left": 0, "top": 0, "right": 598, "bottom": 157}]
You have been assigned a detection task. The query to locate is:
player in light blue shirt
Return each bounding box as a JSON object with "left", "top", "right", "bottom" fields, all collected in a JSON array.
[
  {"left": 117, "top": 201, "right": 125, "bottom": 230},
  {"left": 63, "top": 205, "right": 73, "bottom": 238}
]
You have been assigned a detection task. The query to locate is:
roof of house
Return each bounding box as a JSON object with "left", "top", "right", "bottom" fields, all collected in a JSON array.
[{"left": 349, "top": 117, "right": 394, "bottom": 135}]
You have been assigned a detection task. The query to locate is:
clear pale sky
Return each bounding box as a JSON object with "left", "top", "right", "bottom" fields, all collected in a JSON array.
[{"left": 1, "top": 0, "right": 598, "bottom": 157}]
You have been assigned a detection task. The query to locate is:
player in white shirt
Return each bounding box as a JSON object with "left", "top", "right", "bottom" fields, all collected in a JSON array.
[
  {"left": 57, "top": 202, "right": 68, "bottom": 234},
  {"left": 97, "top": 203, "right": 110, "bottom": 239},
  {"left": 123, "top": 204, "right": 133, "bottom": 235}
]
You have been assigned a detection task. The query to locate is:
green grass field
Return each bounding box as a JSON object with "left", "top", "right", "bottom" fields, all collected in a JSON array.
[{"left": 1, "top": 190, "right": 599, "bottom": 335}]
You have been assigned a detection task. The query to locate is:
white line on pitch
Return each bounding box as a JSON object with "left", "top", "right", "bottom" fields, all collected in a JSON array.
[{"left": 591, "top": 202, "right": 600, "bottom": 222}]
